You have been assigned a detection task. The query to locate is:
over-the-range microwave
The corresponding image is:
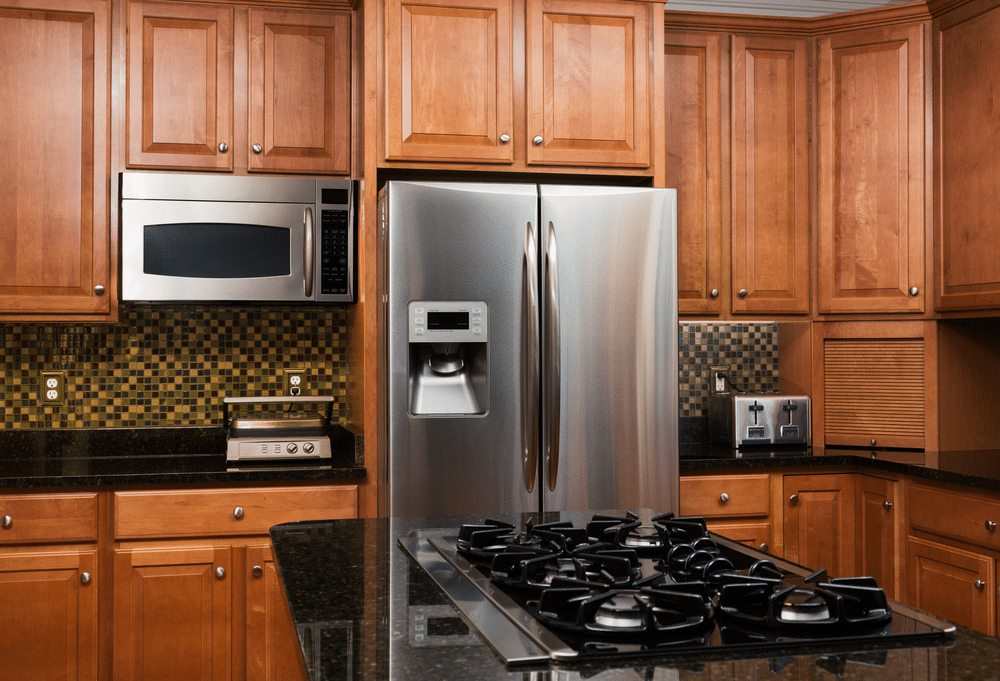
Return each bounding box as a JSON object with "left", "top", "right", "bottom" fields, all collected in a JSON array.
[{"left": 120, "top": 172, "right": 355, "bottom": 304}]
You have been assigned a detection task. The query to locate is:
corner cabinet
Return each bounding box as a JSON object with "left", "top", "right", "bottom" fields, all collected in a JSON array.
[
  {"left": 0, "top": 0, "right": 112, "bottom": 320},
  {"left": 383, "top": 0, "right": 656, "bottom": 171},
  {"left": 817, "top": 23, "right": 926, "bottom": 314},
  {"left": 127, "top": 1, "right": 352, "bottom": 175}
]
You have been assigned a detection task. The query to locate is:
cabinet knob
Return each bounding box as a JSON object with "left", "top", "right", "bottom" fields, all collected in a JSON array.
[
  {"left": 233, "top": 506, "right": 244, "bottom": 519},
  {"left": 883, "top": 500, "right": 893, "bottom": 511},
  {"left": 80, "top": 572, "right": 91, "bottom": 585},
  {"left": 253, "top": 143, "right": 263, "bottom": 154},
  {"left": 710, "top": 289, "right": 719, "bottom": 298},
  {"left": 789, "top": 494, "right": 799, "bottom": 505},
  {"left": 975, "top": 578, "right": 986, "bottom": 590},
  {"left": 533, "top": 135, "right": 543, "bottom": 146},
  {"left": 0, "top": 515, "right": 11, "bottom": 529},
  {"left": 94, "top": 285, "right": 105, "bottom": 296},
  {"left": 215, "top": 567, "right": 226, "bottom": 580},
  {"left": 759, "top": 543, "right": 768, "bottom": 552},
  {"left": 871, "top": 439, "right": 877, "bottom": 446},
  {"left": 218, "top": 142, "right": 228, "bottom": 153},
  {"left": 986, "top": 520, "right": 996, "bottom": 532},
  {"left": 252, "top": 565, "right": 264, "bottom": 578},
  {"left": 499, "top": 133, "right": 510, "bottom": 144},
  {"left": 720, "top": 492, "right": 730, "bottom": 503},
  {"left": 909, "top": 286, "right": 919, "bottom": 296},
  {"left": 738, "top": 288, "right": 748, "bottom": 298}
]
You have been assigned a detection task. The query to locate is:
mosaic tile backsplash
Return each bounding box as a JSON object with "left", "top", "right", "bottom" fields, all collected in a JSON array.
[
  {"left": 2, "top": 307, "right": 349, "bottom": 428},
  {"left": 1, "top": 313, "right": 774, "bottom": 430}
]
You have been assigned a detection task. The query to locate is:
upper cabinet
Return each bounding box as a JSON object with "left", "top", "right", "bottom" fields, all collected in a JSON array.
[
  {"left": 382, "top": 0, "right": 657, "bottom": 172},
  {"left": 0, "top": 0, "right": 112, "bottom": 320},
  {"left": 730, "top": 35, "right": 810, "bottom": 315},
  {"left": 127, "top": 1, "right": 352, "bottom": 175},
  {"left": 817, "top": 23, "right": 925, "bottom": 314},
  {"left": 935, "top": 2, "right": 1000, "bottom": 312}
]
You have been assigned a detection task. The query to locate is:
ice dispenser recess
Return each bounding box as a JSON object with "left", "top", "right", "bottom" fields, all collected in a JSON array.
[{"left": 407, "top": 301, "right": 488, "bottom": 416}]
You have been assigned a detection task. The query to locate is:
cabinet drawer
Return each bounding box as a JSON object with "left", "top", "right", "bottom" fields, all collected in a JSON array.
[
  {"left": 114, "top": 485, "right": 358, "bottom": 539},
  {"left": 680, "top": 475, "right": 769, "bottom": 518},
  {"left": 910, "top": 483, "right": 1000, "bottom": 551},
  {"left": 0, "top": 492, "right": 99, "bottom": 544}
]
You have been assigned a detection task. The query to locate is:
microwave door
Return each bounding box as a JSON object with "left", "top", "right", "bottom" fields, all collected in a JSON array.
[{"left": 122, "top": 200, "right": 313, "bottom": 302}]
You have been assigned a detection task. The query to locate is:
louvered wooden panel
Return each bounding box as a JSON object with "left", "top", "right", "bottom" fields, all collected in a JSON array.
[{"left": 824, "top": 338, "right": 925, "bottom": 447}]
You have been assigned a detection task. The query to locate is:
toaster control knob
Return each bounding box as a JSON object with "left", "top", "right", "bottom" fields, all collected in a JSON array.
[
  {"left": 286, "top": 443, "right": 298, "bottom": 454},
  {"left": 720, "top": 492, "right": 730, "bottom": 503}
]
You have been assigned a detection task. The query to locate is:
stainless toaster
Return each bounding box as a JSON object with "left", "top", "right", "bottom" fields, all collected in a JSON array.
[{"left": 709, "top": 393, "right": 810, "bottom": 447}]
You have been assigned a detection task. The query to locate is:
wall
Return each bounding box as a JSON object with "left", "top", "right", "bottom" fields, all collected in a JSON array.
[{"left": 1, "top": 306, "right": 349, "bottom": 429}]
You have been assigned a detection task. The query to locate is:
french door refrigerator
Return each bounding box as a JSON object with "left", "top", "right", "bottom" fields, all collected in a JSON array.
[{"left": 379, "top": 181, "right": 678, "bottom": 518}]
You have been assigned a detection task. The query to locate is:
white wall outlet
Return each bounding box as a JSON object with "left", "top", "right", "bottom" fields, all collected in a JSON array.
[
  {"left": 283, "top": 369, "right": 306, "bottom": 396},
  {"left": 41, "top": 371, "right": 66, "bottom": 405},
  {"left": 710, "top": 366, "right": 730, "bottom": 394}
]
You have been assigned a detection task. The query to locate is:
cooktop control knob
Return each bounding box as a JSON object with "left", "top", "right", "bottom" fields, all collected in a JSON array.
[
  {"left": 304, "top": 442, "right": 315, "bottom": 454},
  {"left": 286, "top": 443, "right": 298, "bottom": 454}
]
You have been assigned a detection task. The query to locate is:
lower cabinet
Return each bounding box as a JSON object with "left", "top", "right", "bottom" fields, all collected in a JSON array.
[
  {"left": 679, "top": 474, "right": 773, "bottom": 553},
  {"left": 857, "top": 474, "right": 901, "bottom": 600},
  {"left": 907, "top": 535, "right": 994, "bottom": 635},
  {"left": 246, "top": 544, "right": 310, "bottom": 681},
  {"left": 783, "top": 473, "right": 856, "bottom": 577}
]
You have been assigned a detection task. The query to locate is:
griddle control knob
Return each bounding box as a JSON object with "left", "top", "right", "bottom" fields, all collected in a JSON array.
[
  {"left": 303, "top": 442, "right": 315, "bottom": 454},
  {"left": 286, "top": 443, "right": 298, "bottom": 454}
]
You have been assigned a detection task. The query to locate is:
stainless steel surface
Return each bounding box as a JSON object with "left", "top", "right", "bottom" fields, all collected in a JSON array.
[
  {"left": 0, "top": 515, "right": 10, "bottom": 529},
  {"left": 709, "top": 393, "right": 810, "bottom": 447},
  {"left": 224, "top": 395, "right": 334, "bottom": 462},
  {"left": 121, "top": 172, "right": 354, "bottom": 303},
  {"left": 215, "top": 567, "right": 225, "bottom": 579},
  {"left": 80, "top": 572, "right": 91, "bottom": 585},
  {"left": 381, "top": 181, "right": 678, "bottom": 517}
]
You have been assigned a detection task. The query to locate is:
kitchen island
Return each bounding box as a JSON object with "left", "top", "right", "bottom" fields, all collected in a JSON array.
[{"left": 270, "top": 512, "right": 998, "bottom": 681}]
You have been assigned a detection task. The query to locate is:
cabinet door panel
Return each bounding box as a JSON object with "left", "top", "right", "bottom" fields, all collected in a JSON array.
[
  {"left": 857, "top": 475, "right": 899, "bottom": 600},
  {"left": 246, "top": 544, "right": 310, "bottom": 681},
  {"left": 664, "top": 31, "right": 722, "bottom": 315},
  {"left": 385, "top": 0, "right": 513, "bottom": 163},
  {"left": 818, "top": 24, "right": 924, "bottom": 313},
  {"left": 249, "top": 8, "right": 351, "bottom": 174},
  {"left": 0, "top": 550, "right": 97, "bottom": 680},
  {"left": 0, "top": 0, "right": 110, "bottom": 316},
  {"left": 127, "top": 1, "right": 234, "bottom": 171},
  {"left": 731, "top": 35, "right": 809, "bottom": 314},
  {"left": 114, "top": 546, "right": 232, "bottom": 681},
  {"left": 526, "top": 0, "right": 650, "bottom": 167},
  {"left": 783, "top": 474, "right": 855, "bottom": 577},
  {"left": 907, "top": 535, "right": 994, "bottom": 635}
]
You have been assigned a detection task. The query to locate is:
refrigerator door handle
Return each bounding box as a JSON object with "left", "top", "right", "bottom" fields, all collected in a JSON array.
[
  {"left": 521, "top": 220, "right": 540, "bottom": 493},
  {"left": 544, "top": 221, "right": 560, "bottom": 491}
]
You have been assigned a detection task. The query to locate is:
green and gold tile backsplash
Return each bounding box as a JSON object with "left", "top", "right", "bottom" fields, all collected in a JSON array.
[
  {"left": 2, "top": 312, "right": 773, "bottom": 430},
  {"left": 2, "top": 307, "right": 349, "bottom": 429}
]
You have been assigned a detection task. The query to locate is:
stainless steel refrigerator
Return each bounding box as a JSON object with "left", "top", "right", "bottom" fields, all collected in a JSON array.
[{"left": 378, "top": 181, "right": 678, "bottom": 518}]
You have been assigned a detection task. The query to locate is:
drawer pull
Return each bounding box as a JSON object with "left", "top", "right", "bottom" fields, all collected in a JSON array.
[
  {"left": 233, "top": 506, "right": 245, "bottom": 519},
  {"left": 987, "top": 520, "right": 997, "bottom": 532},
  {"left": 883, "top": 500, "right": 893, "bottom": 511},
  {"left": 80, "top": 572, "right": 91, "bottom": 585},
  {"left": 789, "top": 494, "right": 799, "bottom": 505},
  {"left": 252, "top": 565, "right": 264, "bottom": 578},
  {"left": 0, "top": 515, "right": 11, "bottom": 529},
  {"left": 975, "top": 578, "right": 986, "bottom": 591},
  {"left": 720, "top": 493, "right": 730, "bottom": 503}
]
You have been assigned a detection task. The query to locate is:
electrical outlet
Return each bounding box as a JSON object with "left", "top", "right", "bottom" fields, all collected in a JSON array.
[
  {"left": 41, "top": 371, "right": 66, "bottom": 405},
  {"left": 283, "top": 369, "right": 306, "bottom": 396},
  {"left": 710, "top": 366, "right": 731, "bottom": 394}
]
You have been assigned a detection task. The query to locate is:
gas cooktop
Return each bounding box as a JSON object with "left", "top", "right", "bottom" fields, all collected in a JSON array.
[{"left": 398, "top": 509, "right": 955, "bottom": 666}]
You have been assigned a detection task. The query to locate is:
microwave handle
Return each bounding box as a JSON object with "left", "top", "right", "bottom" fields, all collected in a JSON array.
[{"left": 304, "top": 207, "right": 314, "bottom": 298}]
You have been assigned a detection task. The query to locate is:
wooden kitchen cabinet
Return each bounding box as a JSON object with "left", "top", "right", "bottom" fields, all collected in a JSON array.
[
  {"left": 935, "top": 2, "right": 1000, "bottom": 312},
  {"left": 783, "top": 473, "right": 855, "bottom": 577},
  {"left": 730, "top": 34, "right": 810, "bottom": 316},
  {"left": 113, "top": 484, "right": 358, "bottom": 681},
  {"left": 856, "top": 474, "right": 901, "bottom": 600},
  {"left": 817, "top": 23, "right": 926, "bottom": 314},
  {"left": 679, "top": 474, "right": 772, "bottom": 552},
  {"left": 383, "top": 0, "right": 656, "bottom": 171},
  {"left": 907, "top": 535, "right": 994, "bottom": 635},
  {"left": 127, "top": 1, "right": 351, "bottom": 175},
  {"left": 0, "top": 491, "right": 101, "bottom": 680},
  {"left": 0, "top": 0, "right": 112, "bottom": 320},
  {"left": 664, "top": 31, "right": 723, "bottom": 316}
]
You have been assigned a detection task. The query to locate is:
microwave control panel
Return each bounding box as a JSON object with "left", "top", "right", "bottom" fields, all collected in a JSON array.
[
  {"left": 408, "top": 301, "right": 488, "bottom": 343},
  {"left": 320, "top": 208, "right": 350, "bottom": 296}
]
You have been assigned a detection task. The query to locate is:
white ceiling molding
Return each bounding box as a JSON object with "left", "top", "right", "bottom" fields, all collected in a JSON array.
[{"left": 664, "top": 0, "right": 913, "bottom": 18}]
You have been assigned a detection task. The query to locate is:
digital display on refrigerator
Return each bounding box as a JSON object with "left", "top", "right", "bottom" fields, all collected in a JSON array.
[{"left": 427, "top": 311, "right": 469, "bottom": 330}]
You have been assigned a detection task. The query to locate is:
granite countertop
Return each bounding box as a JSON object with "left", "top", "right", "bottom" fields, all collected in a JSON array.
[
  {"left": 0, "top": 426, "right": 365, "bottom": 487},
  {"left": 680, "top": 443, "right": 1000, "bottom": 494},
  {"left": 270, "top": 512, "right": 998, "bottom": 681}
]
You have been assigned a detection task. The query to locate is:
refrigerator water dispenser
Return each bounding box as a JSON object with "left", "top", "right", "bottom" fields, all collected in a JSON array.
[{"left": 407, "top": 301, "right": 488, "bottom": 416}]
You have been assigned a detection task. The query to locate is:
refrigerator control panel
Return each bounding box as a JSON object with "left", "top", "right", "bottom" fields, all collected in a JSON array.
[{"left": 408, "top": 301, "right": 488, "bottom": 343}]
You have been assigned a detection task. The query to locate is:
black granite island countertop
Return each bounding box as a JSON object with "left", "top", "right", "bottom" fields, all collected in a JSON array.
[
  {"left": 270, "top": 512, "right": 1000, "bottom": 681},
  {"left": 0, "top": 426, "right": 365, "bottom": 487}
]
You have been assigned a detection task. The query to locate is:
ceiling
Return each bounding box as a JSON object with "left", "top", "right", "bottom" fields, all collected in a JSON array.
[{"left": 664, "top": 0, "right": 914, "bottom": 18}]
